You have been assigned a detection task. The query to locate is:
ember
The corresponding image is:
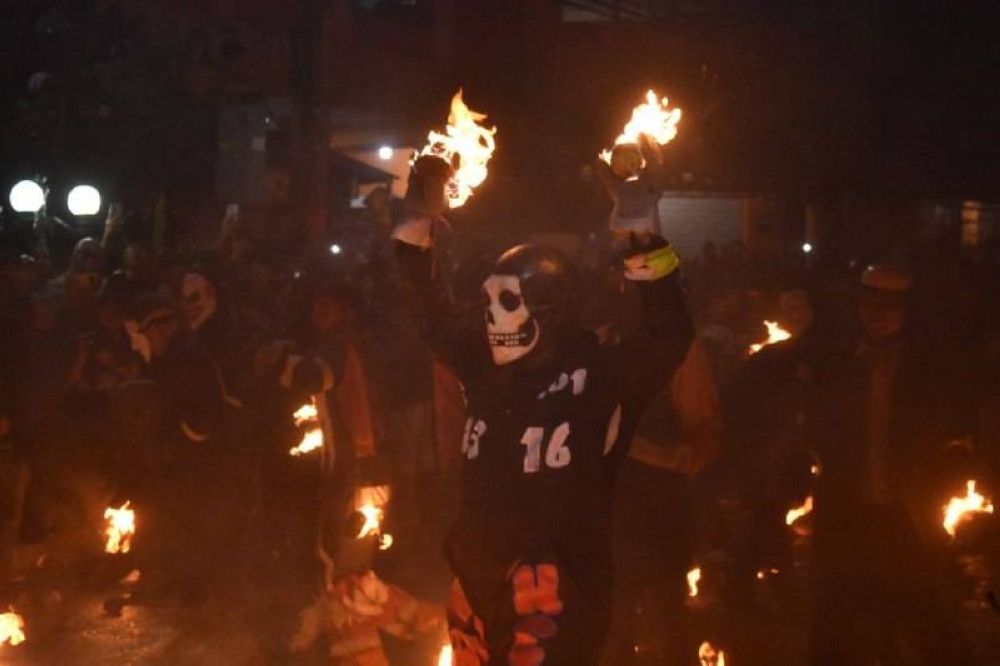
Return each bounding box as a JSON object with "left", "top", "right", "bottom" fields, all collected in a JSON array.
[
  {"left": 0, "top": 609, "right": 26, "bottom": 647},
  {"left": 687, "top": 565, "right": 702, "bottom": 597},
  {"left": 785, "top": 495, "right": 814, "bottom": 526},
  {"left": 943, "top": 480, "right": 995, "bottom": 537},
  {"left": 417, "top": 89, "right": 497, "bottom": 208},
  {"left": 601, "top": 89, "right": 682, "bottom": 163},
  {"left": 103, "top": 501, "right": 136, "bottom": 554},
  {"left": 749, "top": 320, "right": 792, "bottom": 355},
  {"left": 699, "top": 640, "right": 726, "bottom": 666}
]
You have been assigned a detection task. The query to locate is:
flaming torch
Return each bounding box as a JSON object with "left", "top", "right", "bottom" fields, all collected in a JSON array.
[
  {"left": 943, "top": 480, "right": 995, "bottom": 538},
  {"left": 103, "top": 501, "right": 135, "bottom": 554},
  {"left": 417, "top": 89, "right": 497, "bottom": 209},
  {"left": 785, "top": 495, "right": 814, "bottom": 527},
  {"left": 601, "top": 89, "right": 682, "bottom": 163},
  {"left": 289, "top": 399, "right": 324, "bottom": 457},
  {"left": 749, "top": 320, "right": 792, "bottom": 355},
  {"left": 0, "top": 609, "right": 26, "bottom": 647}
]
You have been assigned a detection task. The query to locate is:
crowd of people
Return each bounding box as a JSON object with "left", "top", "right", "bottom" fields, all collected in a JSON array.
[{"left": 1, "top": 178, "right": 999, "bottom": 663}]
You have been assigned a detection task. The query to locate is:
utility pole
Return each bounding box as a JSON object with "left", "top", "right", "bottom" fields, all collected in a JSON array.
[{"left": 294, "top": 0, "right": 337, "bottom": 241}]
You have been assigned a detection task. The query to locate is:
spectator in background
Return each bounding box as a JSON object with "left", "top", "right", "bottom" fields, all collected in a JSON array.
[
  {"left": 121, "top": 293, "right": 244, "bottom": 606},
  {"left": 103, "top": 241, "right": 159, "bottom": 311},
  {"left": 256, "top": 281, "right": 378, "bottom": 570},
  {"left": 806, "top": 264, "right": 975, "bottom": 664}
]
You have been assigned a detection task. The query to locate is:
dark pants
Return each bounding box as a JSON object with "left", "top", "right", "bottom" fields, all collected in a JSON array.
[
  {"left": 809, "top": 504, "right": 972, "bottom": 665},
  {"left": 603, "top": 460, "right": 696, "bottom": 665}
]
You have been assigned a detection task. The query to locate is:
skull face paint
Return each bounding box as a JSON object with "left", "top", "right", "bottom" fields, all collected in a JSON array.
[{"left": 483, "top": 274, "right": 539, "bottom": 366}]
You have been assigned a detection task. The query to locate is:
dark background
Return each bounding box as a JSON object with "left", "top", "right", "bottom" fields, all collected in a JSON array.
[{"left": 2, "top": 1, "right": 999, "bottom": 238}]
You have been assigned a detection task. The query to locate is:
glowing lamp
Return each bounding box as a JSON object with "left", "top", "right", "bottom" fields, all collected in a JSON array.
[
  {"left": 802, "top": 242, "right": 813, "bottom": 254},
  {"left": 378, "top": 146, "right": 394, "bottom": 160},
  {"left": 330, "top": 244, "right": 342, "bottom": 255},
  {"left": 67, "top": 185, "right": 102, "bottom": 216},
  {"left": 9, "top": 180, "right": 45, "bottom": 214}
]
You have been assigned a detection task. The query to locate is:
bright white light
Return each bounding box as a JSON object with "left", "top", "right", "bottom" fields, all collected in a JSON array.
[
  {"left": 802, "top": 242, "right": 813, "bottom": 254},
  {"left": 378, "top": 146, "right": 394, "bottom": 160},
  {"left": 9, "top": 180, "right": 45, "bottom": 213},
  {"left": 329, "top": 244, "right": 342, "bottom": 255},
  {"left": 67, "top": 185, "right": 102, "bottom": 216}
]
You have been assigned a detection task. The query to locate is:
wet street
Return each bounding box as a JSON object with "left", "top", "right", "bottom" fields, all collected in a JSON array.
[{"left": 4, "top": 494, "right": 1000, "bottom": 665}]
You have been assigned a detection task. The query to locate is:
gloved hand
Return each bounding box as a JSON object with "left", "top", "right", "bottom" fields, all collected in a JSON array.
[{"left": 622, "top": 234, "right": 679, "bottom": 282}]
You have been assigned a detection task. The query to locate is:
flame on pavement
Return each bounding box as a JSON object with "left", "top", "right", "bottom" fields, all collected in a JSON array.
[
  {"left": 417, "top": 89, "right": 497, "bottom": 208},
  {"left": 290, "top": 399, "right": 324, "bottom": 457},
  {"left": 687, "top": 566, "right": 701, "bottom": 597},
  {"left": 699, "top": 641, "right": 726, "bottom": 666},
  {"left": 785, "top": 495, "right": 814, "bottom": 526},
  {"left": 103, "top": 501, "right": 135, "bottom": 554},
  {"left": 601, "top": 89, "right": 682, "bottom": 163},
  {"left": 943, "top": 480, "right": 994, "bottom": 537},
  {"left": 749, "top": 320, "right": 792, "bottom": 355},
  {"left": 0, "top": 609, "right": 26, "bottom": 647}
]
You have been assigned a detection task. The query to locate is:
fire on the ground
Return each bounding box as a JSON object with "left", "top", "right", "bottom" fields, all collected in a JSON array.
[
  {"left": 0, "top": 609, "right": 26, "bottom": 647},
  {"left": 103, "top": 501, "right": 136, "bottom": 554},
  {"left": 943, "top": 480, "right": 994, "bottom": 537}
]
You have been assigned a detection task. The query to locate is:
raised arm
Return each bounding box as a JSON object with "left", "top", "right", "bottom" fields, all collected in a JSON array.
[
  {"left": 394, "top": 238, "right": 489, "bottom": 382},
  {"left": 617, "top": 235, "right": 694, "bottom": 417}
]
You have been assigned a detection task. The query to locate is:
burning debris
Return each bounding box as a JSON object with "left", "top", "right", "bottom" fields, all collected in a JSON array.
[
  {"left": 103, "top": 501, "right": 136, "bottom": 554},
  {"left": 601, "top": 89, "right": 682, "bottom": 163},
  {"left": 290, "top": 399, "right": 324, "bottom": 457},
  {"left": 417, "top": 89, "right": 497, "bottom": 208},
  {"left": 785, "top": 495, "right": 814, "bottom": 526},
  {"left": 943, "top": 480, "right": 995, "bottom": 537},
  {"left": 0, "top": 609, "right": 26, "bottom": 647},
  {"left": 749, "top": 320, "right": 792, "bottom": 355},
  {"left": 699, "top": 640, "right": 726, "bottom": 666},
  {"left": 357, "top": 502, "right": 393, "bottom": 551},
  {"left": 687, "top": 566, "right": 702, "bottom": 598}
]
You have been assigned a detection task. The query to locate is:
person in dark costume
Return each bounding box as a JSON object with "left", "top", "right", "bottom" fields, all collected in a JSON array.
[{"left": 393, "top": 155, "right": 693, "bottom": 665}]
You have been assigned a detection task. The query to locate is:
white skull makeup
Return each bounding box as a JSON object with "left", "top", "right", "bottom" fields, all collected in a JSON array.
[
  {"left": 182, "top": 273, "right": 217, "bottom": 331},
  {"left": 483, "top": 274, "right": 539, "bottom": 366}
]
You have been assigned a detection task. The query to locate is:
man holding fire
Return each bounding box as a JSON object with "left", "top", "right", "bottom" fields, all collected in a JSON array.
[{"left": 393, "top": 131, "right": 693, "bottom": 663}]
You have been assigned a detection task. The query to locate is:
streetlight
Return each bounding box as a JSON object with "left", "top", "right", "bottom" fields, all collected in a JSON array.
[
  {"left": 330, "top": 244, "right": 342, "bottom": 255},
  {"left": 9, "top": 180, "right": 45, "bottom": 214},
  {"left": 802, "top": 242, "right": 813, "bottom": 254},
  {"left": 378, "top": 146, "right": 394, "bottom": 160},
  {"left": 67, "top": 185, "right": 102, "bottom": 216}
]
